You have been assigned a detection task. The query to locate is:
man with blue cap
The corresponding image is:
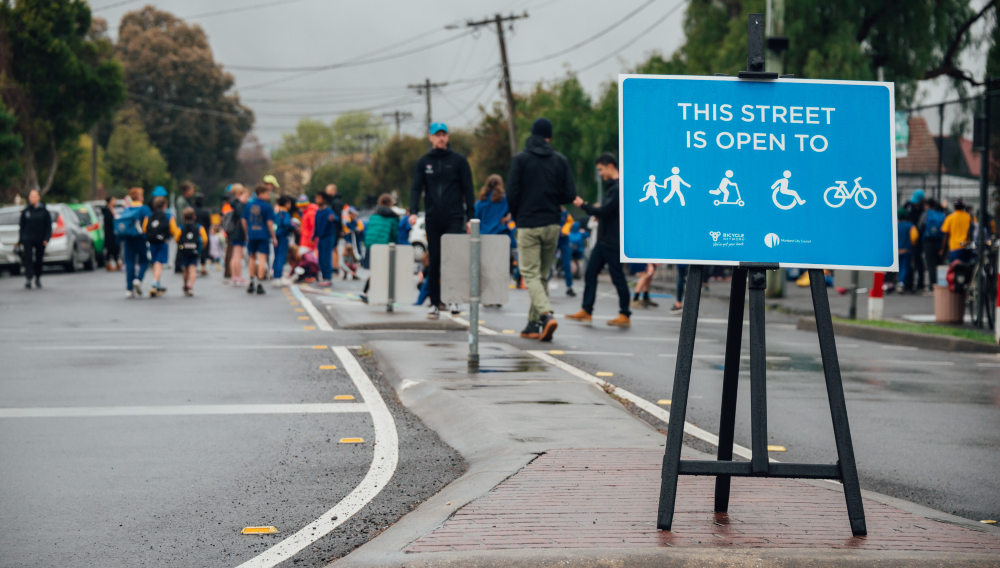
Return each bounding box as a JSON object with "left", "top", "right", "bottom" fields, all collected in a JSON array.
[{"left": 409, "top": 121, "right": 475, "bottom": 320}]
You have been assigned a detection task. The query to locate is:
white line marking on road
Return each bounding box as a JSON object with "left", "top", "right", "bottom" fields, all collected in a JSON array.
[
  {"left": 559, "top": 351, "right": 634, "bottom": 356},
  {"left": 19, "top": 345, "right": 346, "bottom": 351},
  {"left": 446, "top": 314, "right": 499, "bottom": 335},
  {"left": 358, "top": 329, "right": 447, "bottom": 334},
  {"left": 291, "top": 285, "right": 334, "bottom": 332},
  {"left": 236, "top": 347, "right": 398, "bottom": 568},
  {"left": 871, "top": 360, "right": 955, "bottom": 366},
  {"left": 977, "top": 362, "right": 1000, "bottom": 368},
  {"left": 880, "top": 345, "right": 919, "bottom": 351},
  {"left": 0, "top": 328, "right": 322, "bottom": 333},
  {"left": 528, "top": 351, "right": 758, "bottom": 462},
  {"left": 0, "top": 403, "right": 369, "bottom": 418}
]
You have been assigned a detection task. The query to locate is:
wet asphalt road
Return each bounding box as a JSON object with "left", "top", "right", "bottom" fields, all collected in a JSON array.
[
  {"left": 0, "top": 267, "right": 463, "bottom": 568},
  {"left": 465, "top": 276, "right": 1000, "bottom": 523}
]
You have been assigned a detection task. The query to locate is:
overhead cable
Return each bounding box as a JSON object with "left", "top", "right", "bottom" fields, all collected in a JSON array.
[{"left": 182, "top": 0, "right": 315, "bottom": 20}]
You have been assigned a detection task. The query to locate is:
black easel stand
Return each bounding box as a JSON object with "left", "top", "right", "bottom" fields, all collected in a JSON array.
[{"left": 655, "top": 14, "right": 868, "bottom": 538}]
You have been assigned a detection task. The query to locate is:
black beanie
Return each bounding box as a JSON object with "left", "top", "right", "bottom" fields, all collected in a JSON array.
[{"left": 531, "top": 118, "right": 553, "bottom": 139}]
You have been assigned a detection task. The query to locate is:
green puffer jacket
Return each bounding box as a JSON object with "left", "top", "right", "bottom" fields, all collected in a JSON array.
[{"left": 364, "top": 206, "right": 399, "bottom": 248}]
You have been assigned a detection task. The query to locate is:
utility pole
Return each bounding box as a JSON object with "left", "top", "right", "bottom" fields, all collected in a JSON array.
[
  {"left": 408, "top": 79, "right": 448, "bottom": 134},
  {"left": 382, "top": 110, "right": 413, "bottom": 138},
  {"left": 936, "top": 103, "right": 945, "bottom": 201},
  {"left": 764, "top": 0, "right": 788, "bottom": 299},
  {"left": 89, "top": 124, "right": 98, "bottom": 200},
  {"left": 466, "top": 11, "right": 528, "bottom": 157}
]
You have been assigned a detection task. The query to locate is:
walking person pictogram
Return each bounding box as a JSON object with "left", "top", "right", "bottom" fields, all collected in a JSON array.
[
  {"left": 640, "top": 175, "right": 660, "bottom": 205},
  {"left": 662, "top": 167, "right": 689, "bottom": 206},
  {"left": 771, "top": 170, "right": 806, "bottom": 210},
  {"left": 711, "top": 170, "right": 744, "bottom": 206}
]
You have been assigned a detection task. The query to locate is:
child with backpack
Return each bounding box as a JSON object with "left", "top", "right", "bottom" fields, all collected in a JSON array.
[
  {"left": 273, "top": 195, "right": 293, "bottom": 285},
  {"left": 174, "top": 207, "right": 209, "bottom": 296},
  {"left": 115, "top": 187, "right": 152, "bottom": 298},
  {"left": 146, "top": 195, "right": 176, "bottom": 297},
  {"left": 241, "top": 183, "right": 278, "bottom": 295}
]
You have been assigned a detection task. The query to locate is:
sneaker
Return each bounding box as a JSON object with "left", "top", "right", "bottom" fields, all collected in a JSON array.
[
  {"left": 315, "top": 280, "right": 332, "bottom": 288},
  {"left": 256, "top": 283, "right": 265, "bottom": 295},
  {"left": 607, "top": 313, "right": 631, "bottom": 328},
  {"left": 222, "top": 278, "right": 231, "bottom": 285},
  {"left": 538, "top": 312, "right": 558, "bottom": 342},
  {"left": 183, "top": 286, "right": 193, "bottom": 297},
  {"left": 426, "top": 305, "right": 440, "bottom": 320},
  {"left": 520, "top": 321, "right": 540, "bottom": 339},
  {"left": 565, "top": 309, "right": 592, "bottom": 322},
  {"left": 448, "top": 303, "right": 460, "bottom": 315},
  {"left": 24, "top": 280, "right": 31, "bottom": 289},
  {"left": 566, "top": 287, "right": 576, "bottom": 297},
  {"left": 132, "top": 279, "right": 142, "bottom": 297},
  {"left": 359, "top": 294, "right": 369, "bottom": 304},
  {"left": 670, "top": 302, "right": 683, "bottom": 313},
  {"left": 126, "top": 290, "right": 135, "bottom": 298},
  {"left": 247, "top": 280, "right": 256, "bottom": 294},
  {"left": 34, "top": 278, "right": 41, "bottom": 289},
  {"left": 631, "top": 299, "right": 645, "bottom": 309},
  {"left": 642, "top": 297, "right": 659, "bottom": 308}
]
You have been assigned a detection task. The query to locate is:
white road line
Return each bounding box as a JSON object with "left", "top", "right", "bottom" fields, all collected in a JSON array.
[
  {"left": 528, "top": 351, "right": 757, "bottom": 462},
  {"left": 19, "top": 345, "right": 341, "bottom": 351},
  {"left": 870, "top": 360, "right": 955, "bottom": 366},
  {"left": 358, "top": 329, "right": 447, "bottom": 334},
  {"left": 236, "top": 347, "right": 398, "bottom": 568},
  {"left": 977, "top": 362, "right": 1000, "bottom": 368},
  {"left": 291, "top": 285, "right": 334, "bottom": 332},
  {"left": 0, "top": 403, "right": 369, "bottom": 418},
  {"left": 558, "top": 351, "right": 634, "bottom": 356},
  {"left": 446, "top": 314, "right": 499, "bottom": 335},
  {"left": 0, "top": 328, "right": 321, "bottom": 333},
  {"left": 880, "top": 345, "right": 919, "bottom": 351}
]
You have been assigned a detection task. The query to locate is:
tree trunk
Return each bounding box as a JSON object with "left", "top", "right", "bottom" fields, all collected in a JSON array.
[
  {"left": 22, "top": 142, "right": 38, "bottom": 195},
  {"left": 39, "top": 137, "right": 58, "bottom": 195}
]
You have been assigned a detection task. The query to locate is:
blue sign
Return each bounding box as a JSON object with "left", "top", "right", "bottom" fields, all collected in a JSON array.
[{"left": 619, "top": 75, "right": 898, "bottom": 271}]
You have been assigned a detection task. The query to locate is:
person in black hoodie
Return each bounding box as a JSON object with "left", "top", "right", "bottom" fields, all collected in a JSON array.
[
  {"left": 566, "top": 153, "right": 630, "bottom": 328},
  {"left": 18, "top": 189, "right": 52, "bottom": 289},
  {"left": 102, "top": 196, "right": 120, "bottom": 271},
  {"left": 506, "top": 118, "right": 577, "bottom": 341},
  {"left": 409, "top": 122, "right": 475, "bottom": 320}
]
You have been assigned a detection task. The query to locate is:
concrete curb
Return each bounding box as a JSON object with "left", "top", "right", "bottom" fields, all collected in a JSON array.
[
  {"left": 796, "top": 317, "right": 1000, "bottom": 353},
  {"left": 333, "top": 546, "right": 1000, "bottom": 567}
]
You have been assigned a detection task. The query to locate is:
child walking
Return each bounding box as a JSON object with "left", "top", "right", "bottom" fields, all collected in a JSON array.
[
  {"left": 273, "top": 195, "right": 293, "bottom": 285},
  {"left": 359, "top": 194, "right": 398, "bottom": 302},
  {"left": 241, "top": 183, "right": 278, "bottom": 295},
  {"left": 146, "top": 194, "right": 176, "bottom": 297},
  {"left": 175, "top": 207, "right": 209, "bottom": 296}
]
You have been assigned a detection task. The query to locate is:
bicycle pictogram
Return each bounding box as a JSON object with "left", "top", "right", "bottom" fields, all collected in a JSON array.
[{"left": 824, "top": 177, "right": 876, "bottom": 209}]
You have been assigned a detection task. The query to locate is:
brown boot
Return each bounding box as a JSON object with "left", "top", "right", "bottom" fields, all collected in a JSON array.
[
  {"left": 538, "top": 313, "right": 558, "bottom": 342},
  {"left": 106, "top": 261, "right": 116, "bottom": 272},
  {"left": 565, "top": 309, "right": 592, "bottom": 322},
  {"left": 606, "top": 314, "right": 631, "bottom": 328}
]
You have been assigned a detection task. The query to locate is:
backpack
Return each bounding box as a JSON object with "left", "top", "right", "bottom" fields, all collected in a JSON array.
[
  {"left": 221, "top": 210, "right": 239, "bottom": 235},
  {"left": 924, "top": 210, "right": 945, "bottom": 239},
  {"left": 114, "top": 207, "right": 145, "bottom": 239},
  {"left": 177, "top": 223, "right": 202, "bottom": 256},
  {"left": 146, "top": 210, "right": 171, "bottom": 244}
]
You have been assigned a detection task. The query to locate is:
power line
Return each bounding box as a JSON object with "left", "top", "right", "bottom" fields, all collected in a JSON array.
[
  {"left": 129, "top": 93, "right": 249, "bottom": 118},
  {"left": 382, "top": 110, "right": 414, "bottom": 137},
  {"left": 573, "top": 0, "right": 688, "bottom": 75},
  {"left": 466, "top": 12, "right": 529, "bottom": 157},
  {"left": 511, "top": 0, "right": 657, "bottom": 66},
  {"left": 182, "top": 0, "right": 315, "bottom": 20},
  {"left": 440, "top": 70, "right": 503, "bottom": 122},
  {"left": 408, "top": 79, "right": 449, "bottom": 132},
  {"left": 92, "top": 0, "right": 142, "bottom": 13}
]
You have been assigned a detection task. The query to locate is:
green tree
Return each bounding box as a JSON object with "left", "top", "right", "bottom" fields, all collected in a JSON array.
[
  {"left": 0, "top": 0, "right": 125, "bottom": 195},
  {"left": 273, "top": 118, "right": 335, "bottom": 162},
  {"left": 0, "top": 98, "right": 22, "bottom": 193},
  {"left": 308, "top": 160, "right": 376, "bottom": 206},
  {"left": 370, "top": 134, "right": 427, "bottom": 208},
  {"left": 332, "top": 111, "right": 388, "bottom": 158},
  {"left": 105, "top": 108, "right": 170, "bottom": 190},
  {"left": 116, "top": 7, "right": 253, "bottom": 184},
  {"left": 471, "top": 101, "right": 515, "bottom": 189},
  {"left": 47, "top": 135, "right": 89, "bottom": 202}
]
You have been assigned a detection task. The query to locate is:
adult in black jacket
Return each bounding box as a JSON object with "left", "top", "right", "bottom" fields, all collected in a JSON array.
[
  {"left": 193, "top": 193, "right": 213, "bottom": 275},
  {"left": 409, "top": 122, "right": 475, "bottom": 319},
  {"left": 903, "top": 189, "right": 926, "bottom": 291},
  {"left": 324, "top": 184, "right": 344, "bottom": 273},
  {"left": 102, "top": 196, "right": 120, "bottom": 271},
  {"left": 506, "top": 118, "right": 577, "bottom": 341},
  {"left": 566, "top": 154, "right": 631, "bottom": 327},
  {"left": 18, "top": 189, "right": 52, "bottom": 289}
]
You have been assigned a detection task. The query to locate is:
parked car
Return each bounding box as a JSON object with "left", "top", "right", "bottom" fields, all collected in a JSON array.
[
  {"left": 69, "top": 203, "right": 105, "bottom": 267},
  {"left": 0, "top": 203, "right": 97, "bottom": 274}
]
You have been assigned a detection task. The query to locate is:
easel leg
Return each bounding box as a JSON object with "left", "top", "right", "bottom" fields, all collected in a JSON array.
[
  {"left": 713, "top": 268, "right": 747, "bottom": 512},
  {"left": 808, "top": 269, "right": 868, "bottom": 536},
  {"left": 747, "top": 269, "right": 769, "bottom": 474},
  {"left": 657, "top": 264, "right": 704, "bottom": 530}
]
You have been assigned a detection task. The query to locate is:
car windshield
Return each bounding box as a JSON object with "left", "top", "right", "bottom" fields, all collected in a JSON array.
[
  {"left": 72, "top": 208, "right": 90, "bottom": 224},
  {"left": 0, "top": 211, "right": 20, "bottom": 225}
]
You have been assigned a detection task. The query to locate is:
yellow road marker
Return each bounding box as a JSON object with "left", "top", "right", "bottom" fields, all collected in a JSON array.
[
  {"left": 339, "top": 438, "right": 364, "bottom": 443},
  {"left": 312, "top": 345, "right": 327, "bottom": 350},
  {"left": 334, "top": 395, "right": 355, "bottom": 400},
  {"left": 981, "top": 520, "right": 997, "bottom": 525},
  {"left": 299, "top": 316, "right": 310, "bottom": 320},
  {"left": 319, "top": 365, "right": 337, "bottom": 370},
  {"left": 596, "top": 372, "right": 614, "bottom": 377},
  {"left": 478, "top": 320, "right": 486, "bottom": 324},
  {"left": 657, "top": 399, "right": 671, "bottom": 405},
  {"left": 289, "top": 301, "right": 299, "bottom": 305},
  {"left": 508, "top": 283, "right": 516, "bottom": 289},
  {"left": 549, "top": 350, "right": 565, "bottom": 355},
  {"left": 767, "top": 445, "right": 787, "bottom": 452},
  {"left": 242, "top": 526, "right": 277, "bottom": 534},
  {"left": 502, "top": 330, "right": 516, "bottom": 334},
  {"left": 304, "top": 326, "right": 316, "bottom": 330},
  {"left": 295, "top": 308, "right": 305, "bottom": 312}
]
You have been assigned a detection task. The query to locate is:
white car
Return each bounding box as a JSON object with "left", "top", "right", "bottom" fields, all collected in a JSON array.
[{"left": 0, "top": 204, "right": 97, "bottom": 274}]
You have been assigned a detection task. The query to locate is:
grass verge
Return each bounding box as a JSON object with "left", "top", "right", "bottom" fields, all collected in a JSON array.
[{"left": 834, "top": 317, "right": 995, "bottom": 344}]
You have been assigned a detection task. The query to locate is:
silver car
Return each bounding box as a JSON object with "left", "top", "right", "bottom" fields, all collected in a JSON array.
[{"left": 0, "top": 203, "right": 97, "bottom": 274}]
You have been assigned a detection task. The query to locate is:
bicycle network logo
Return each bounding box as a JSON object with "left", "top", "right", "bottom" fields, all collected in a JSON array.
[
  {"left": 709, "top": 231, "right": 721, "bottom": 242},
  {"left": 710, "top": 231, "right": 744, "bottom": 247}
]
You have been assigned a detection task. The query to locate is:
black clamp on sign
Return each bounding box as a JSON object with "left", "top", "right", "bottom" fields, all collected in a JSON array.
[{"left": 656, "top": 14, "right": 868, "bottom": 538}]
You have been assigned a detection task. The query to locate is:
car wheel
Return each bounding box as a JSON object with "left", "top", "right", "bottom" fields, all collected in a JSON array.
[
  {"left": 84, "top": 246, "right": 96, "bottom": 271},
  {"left": 65, "top": 246, "right": 78, "bottom": 272}
]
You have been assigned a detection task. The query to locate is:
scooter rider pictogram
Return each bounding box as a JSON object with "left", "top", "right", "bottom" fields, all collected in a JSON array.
[{"left": 710, "top": 170, "right": 744, "bottom": 206}]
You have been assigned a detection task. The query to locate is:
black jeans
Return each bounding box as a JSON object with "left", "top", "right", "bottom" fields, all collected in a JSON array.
[
  {"left": 21, "top": 241, "right": 45, "bottom": 280},
  {"left": 912, "top": 239, "right": 926, "bottom": 290},
  {"left": 582, "top": 243, "right": 631, "bottom": 316},
  {"left": 426, "top": 216, "right": 465, "bottom": 307},
  {"left": 924, "top": 237, "right": 942, "bottom": 290}
]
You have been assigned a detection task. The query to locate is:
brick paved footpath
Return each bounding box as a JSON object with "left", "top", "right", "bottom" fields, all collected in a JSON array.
[{"left": 405, "top": 449, "right": 1000, "bottom": 554}]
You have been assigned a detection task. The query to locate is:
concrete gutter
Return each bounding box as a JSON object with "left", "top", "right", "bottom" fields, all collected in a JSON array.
[{"left": 797, "top": 317, "right": 1000, "bottom": 354}]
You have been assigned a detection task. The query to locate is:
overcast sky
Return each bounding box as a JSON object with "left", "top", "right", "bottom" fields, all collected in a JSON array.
[{"left": 92, "top": 0, "right": 991, "bottom": 150}]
